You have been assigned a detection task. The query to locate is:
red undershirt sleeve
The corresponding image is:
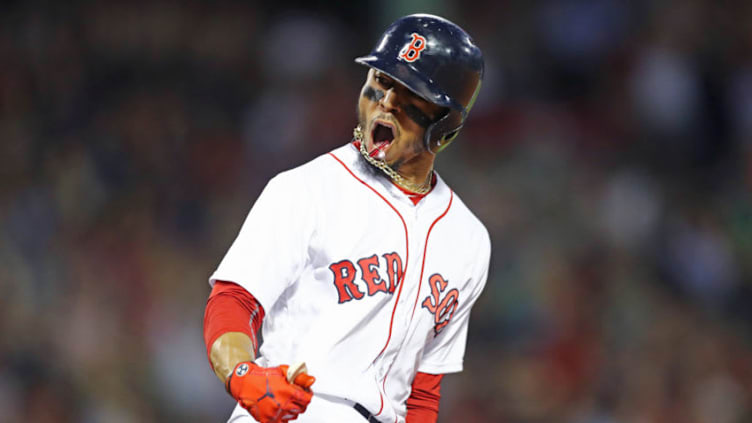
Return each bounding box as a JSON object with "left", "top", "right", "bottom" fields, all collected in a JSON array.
[
  {"left": 406, "top": 372, "right": 443, "bottom": 423},
  {"left": 203, "top": 280, "right": 265, "bottom": 368}
]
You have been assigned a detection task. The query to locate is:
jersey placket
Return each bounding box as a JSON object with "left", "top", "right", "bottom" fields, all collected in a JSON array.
[{"left": 373, "top": 197, "right": 443, "bottom": 418}]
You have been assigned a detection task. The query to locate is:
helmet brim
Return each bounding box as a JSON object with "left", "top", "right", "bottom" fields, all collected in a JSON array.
[{"left": 355, "top": 55, "right": 464, "bottom": 113}]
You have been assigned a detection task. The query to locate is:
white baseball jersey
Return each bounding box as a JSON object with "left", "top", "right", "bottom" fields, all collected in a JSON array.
[{"left": 210, "top": 142, "right": 490, "bottom": 423}]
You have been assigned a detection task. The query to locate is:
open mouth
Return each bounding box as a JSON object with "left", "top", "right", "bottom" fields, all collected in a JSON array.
[{"left": 369, "top": 122, "right": 395, "bottom": 159}]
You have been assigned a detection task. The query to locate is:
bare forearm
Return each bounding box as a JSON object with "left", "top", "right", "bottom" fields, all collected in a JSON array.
[{"left": 209, "top": 331, "right": 256, "bottom": 383}]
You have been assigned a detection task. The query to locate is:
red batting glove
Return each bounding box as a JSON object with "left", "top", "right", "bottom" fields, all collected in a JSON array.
[{"left": 226, "top": 361, "right": 315, "bottom": 423}]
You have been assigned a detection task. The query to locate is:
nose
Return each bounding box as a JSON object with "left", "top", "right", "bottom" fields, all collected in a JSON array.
[{"left": 379, "top": 88, "right": 400, "bottom": 112}]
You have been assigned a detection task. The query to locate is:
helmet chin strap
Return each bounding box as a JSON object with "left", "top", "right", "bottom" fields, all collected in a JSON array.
[{"left": 354, "top": 125, "right": 433, "bottom": 194}]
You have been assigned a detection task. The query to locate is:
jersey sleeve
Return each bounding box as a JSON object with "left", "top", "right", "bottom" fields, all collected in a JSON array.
[
  {"left": 417, "top": 229, "right": 490, "bottom": 375},
  {"left": 209, "top": 171, "right": 316, "bottom": 312}
]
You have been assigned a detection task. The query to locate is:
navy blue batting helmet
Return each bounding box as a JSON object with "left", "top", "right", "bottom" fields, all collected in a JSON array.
[{"left": 355, "top": 14, "right": 484, "bottom": 152}]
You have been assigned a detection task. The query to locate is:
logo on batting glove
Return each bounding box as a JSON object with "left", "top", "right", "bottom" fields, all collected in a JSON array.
[{"left": 235, "top": 363, "right": 250, "bottom": 377}]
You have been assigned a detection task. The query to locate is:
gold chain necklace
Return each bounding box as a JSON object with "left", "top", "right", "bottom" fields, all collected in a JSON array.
[{"left": 353, "top": 126, "right": 432, "bottom": 195}]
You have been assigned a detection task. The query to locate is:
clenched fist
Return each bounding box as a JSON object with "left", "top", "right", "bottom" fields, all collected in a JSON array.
[{"left": 226, "top": 361, "right": 315, "bottom": 423}]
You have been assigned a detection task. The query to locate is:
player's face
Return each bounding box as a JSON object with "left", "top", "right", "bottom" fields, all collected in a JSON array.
[{"left": 357, "top": 69, "right": 444, "bottom": 170}]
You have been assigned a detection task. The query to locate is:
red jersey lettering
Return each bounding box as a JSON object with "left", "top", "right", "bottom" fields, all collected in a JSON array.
[
  {"left": 382, "top": 252, "right": 404, "bottom": 293},
  {"left": 329, "top": 259, "right": 365, "bottom": 303},
  {"left": 421, "top": 273, "right": 459, "bottom": 335},
  {"left": 358, "top": 254, "right": 388, "bottom": 295}
]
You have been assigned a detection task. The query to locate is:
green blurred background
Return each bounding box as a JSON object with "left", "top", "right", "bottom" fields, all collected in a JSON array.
[{"left": 1, "top": 0, "right": 751, "bottom": 422}]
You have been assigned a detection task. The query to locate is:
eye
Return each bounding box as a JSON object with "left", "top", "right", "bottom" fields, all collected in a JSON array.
[{"left": 374, "top": 73, "right": 392, "bottom": 88}]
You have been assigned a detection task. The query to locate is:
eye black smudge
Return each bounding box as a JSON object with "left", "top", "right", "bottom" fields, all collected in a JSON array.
[
  {"left": 403, "top": 104, "right": 433, "bottom": 129},
  {"left": 363, "top": 86, "right": 384, "bottom": 102}
]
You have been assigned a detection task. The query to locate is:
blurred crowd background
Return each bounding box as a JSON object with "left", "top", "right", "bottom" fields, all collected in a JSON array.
[{"left": 1, "top": 0, "right": 751, "bottom": 422}]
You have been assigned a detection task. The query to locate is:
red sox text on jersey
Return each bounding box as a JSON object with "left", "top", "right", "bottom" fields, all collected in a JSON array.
[{"left": 329, "top": 253, "right": 459, "bottom": 336}]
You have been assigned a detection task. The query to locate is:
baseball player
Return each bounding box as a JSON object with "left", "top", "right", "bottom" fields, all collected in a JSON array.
[{"left": 203, "top": 14, "right": 490, "bottom": 423}]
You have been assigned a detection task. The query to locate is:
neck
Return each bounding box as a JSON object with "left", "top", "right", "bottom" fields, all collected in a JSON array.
[{"left": 393, "top": 155, "right": 434, "bottom": 193}]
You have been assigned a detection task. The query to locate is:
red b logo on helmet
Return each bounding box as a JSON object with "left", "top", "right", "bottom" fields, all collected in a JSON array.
[{"left": 399, "top": 33, "right": 427, "bottom": 62}]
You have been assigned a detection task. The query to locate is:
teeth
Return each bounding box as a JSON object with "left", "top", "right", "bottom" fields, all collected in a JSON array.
[{"left": 371, "top": 148, "right": 386, "bottom": 159}]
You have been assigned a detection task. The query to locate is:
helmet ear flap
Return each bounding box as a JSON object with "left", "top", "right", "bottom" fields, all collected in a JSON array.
[
  {"left": 435, "top": 129, "right": 460, "bottom": 153},
  {"left": 425, "top": 109, "right": 463, "bottom": 153}
]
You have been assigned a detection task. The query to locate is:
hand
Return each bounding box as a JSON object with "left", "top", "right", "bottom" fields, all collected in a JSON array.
[{"left": 226, "top": 361, "right": 315, "bottom": 423}]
